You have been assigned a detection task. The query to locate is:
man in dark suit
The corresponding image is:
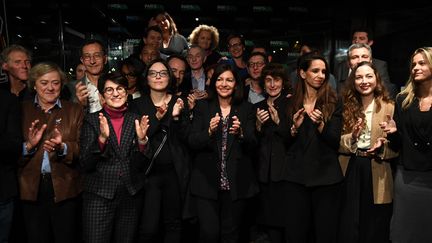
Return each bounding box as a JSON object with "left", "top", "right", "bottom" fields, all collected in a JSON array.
[
  {"left": 334, "top": 28, "right": 397, "bottom": 97},
  {"left": 0, "top": 89, "right": 22, "bottom": 242}
]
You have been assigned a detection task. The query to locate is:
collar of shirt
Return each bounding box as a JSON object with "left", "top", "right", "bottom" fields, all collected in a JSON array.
[{"left": 33, "top": 96, "right": 62, "bottom": 113}]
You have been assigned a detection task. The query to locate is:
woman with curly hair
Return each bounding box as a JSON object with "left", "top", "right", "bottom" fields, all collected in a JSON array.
[
  {"left": 188, "top": 24, "right": 222, "bottom": 69},
  {"left": 338, "top": 61, "right": 397, "bottom": 243}
]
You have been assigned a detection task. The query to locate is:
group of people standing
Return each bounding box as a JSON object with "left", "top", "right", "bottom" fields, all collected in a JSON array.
[{"left": 1, "top": 12, "right": 432, "bottom": 243}]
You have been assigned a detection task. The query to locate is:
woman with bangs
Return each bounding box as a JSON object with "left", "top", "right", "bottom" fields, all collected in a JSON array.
[
  {"left": 130, "top": 59, "right": 190, "bottom": 243},
  {"left": 285, "top": 52, "right": 343, "bottom": 243},
  {"left": 188, "top": 63, "right": 258, "bottom": 243},
  {"left": 338, "top": 61, "right": 397, "bottom": 243},
  {"left": 254, "top": 63, "right": 293, "bottom": 242}
]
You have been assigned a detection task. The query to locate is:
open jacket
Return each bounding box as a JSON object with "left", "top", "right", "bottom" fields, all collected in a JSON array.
[
  {"left": 188, "top": 99, "right": 259, "bottom": 200},
  {"left": 339, "top": 98, "right": 398, "bottom": 204},
  {"left": 19, "top": 100, "right": 83, "bottom": 203},
  {"left": 79, "top": 109, "right": 151, "bottom": 199}
]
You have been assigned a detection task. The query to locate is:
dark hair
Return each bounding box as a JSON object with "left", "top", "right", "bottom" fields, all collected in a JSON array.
[
  {"left": 208, "top": 63, "right": 244, "bottom": 105},
  {"left": 351, "top": 26, "right": 374, "bottom": 40},
  {"left": 144, "top": 25, "right": 163, "bottom": 38},
  {"left": 119, "top": 56, "right": 146, "bottom": 91},
  {"left": 153, "top": 11, "right": 178, "bottom": 35},
  {"left": 287, "top": 52, "right": 337, "bottom": 122},
  {"left": 141, "top": 58, "right": 176, "bottom": 95},
  {"left": 167, "top": 54, "right": 191, "bottom": 94},
  {"left": 80, "top": 39, "right": 106, "bottom": 56},
  {"left": 97, "top": 71, "right": 129, "bottom": 94},
  {"left": 248, "top": 51, "right": 269, "bottom": 65},
  {"left": 259, "top": 63, "right": 292, "bottom": 95},
  {"left": 226, "top": 34, "right": 245, "bottom": 47}
]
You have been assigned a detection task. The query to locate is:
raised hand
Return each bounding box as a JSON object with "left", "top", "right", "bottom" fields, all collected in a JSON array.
[
  {"left": 135, "top": 115, "right": 150, "bottom": 142},
  {"left": 43, "top": 127, "right": 63, "bottom": 153},
  {"left": 98, "top": 112, "right": 109, "bottom": 143},
  {"left": 293, "top": 107, "right": 306, "bottom": 129},
  {"left": 27, "top": 119, "right": 47, "bottom": 150},
  {"left": 229, "top": 115, "right": 242, "bottom": 135},
  {"left": 379, "top": 114, "right": 397, "bottom": 134},
  {"left": 268, "top": 102, "right": 280, "bottom": 125},
  {"left": 256, "top": 107, "right": 270, "bottom": 130},
  {"left": 352, "top": 118, "right": 364, "bottom": 142},
  {"left": 208, "top": 112, "right": 221, "bottom": 136},
  {"left": 75, "top": 82, "right": 89, "bottom": 106},
  {"left": 367, "top": 137, "right": 386, "bottom": 154},
  {"left": 187, "top": 93, "right": 196, "bottom": 110},
  {"left": 156, "top": 103, "right": 168, "bottom": 120},
  {"left": 172, "top": 98, "right": 184, "bottom": 117},
  {"left": 308, "top": 108, "right": 323, "bottom": 124}
]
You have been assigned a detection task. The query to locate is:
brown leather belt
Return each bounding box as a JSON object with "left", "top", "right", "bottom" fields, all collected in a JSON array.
[{"left": 356, "top": 149, "right": 372, "bottom": 158}]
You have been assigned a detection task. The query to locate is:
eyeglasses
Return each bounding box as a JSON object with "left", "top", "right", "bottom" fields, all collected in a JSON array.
[
  {"left": 228, "top": 42, "right": 243, "bottom": 49},
  {"left": 248, "top": 61, "right": 265, "bottom": 68},
  {"left": 122, "top": 72, "right": 137, "bottom": 79},
  {"left": 82, "top": 52, "right": 104, "bottom": 61},
  {"left": 103, "top": 86, "right": 126, "bottom": 96},
  {"left": 148, "top": 70, "right": 169, "bottom": 78}
]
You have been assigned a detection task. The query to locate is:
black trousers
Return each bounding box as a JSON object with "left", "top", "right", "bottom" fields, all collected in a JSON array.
[
  {"left": 21, "top": 173, "right": 78, "bottom": 243},
  {"left": 339, "top": 156, "right": 392, "bottom": 243},
  {"left": 138, "top": 165, "right": 182, "bottom": 243},
  {"left": 196, "top": 191, "right": 245, "bottom": 243},
  {"left": 283, "top": 181, "right": 342, "bottom": 243}
]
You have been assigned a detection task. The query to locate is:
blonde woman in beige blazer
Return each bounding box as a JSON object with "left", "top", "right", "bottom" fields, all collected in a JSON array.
[{"left": 338, "top": 61, "right": 398, "bottom": 243}]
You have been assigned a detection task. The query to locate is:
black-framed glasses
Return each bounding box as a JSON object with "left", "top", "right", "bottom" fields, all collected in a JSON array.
[
  {"left": 248, "top": 61, "right": 265, "bottom": 68},
  {"left": 148, "top": 70, "right": 169, "bottom": 78},
  {"left": 103, "top": 86, "right": 126, "bottom": 95},
  {"left": 122, "top": 72, "right": 137, "bottom": 79}
]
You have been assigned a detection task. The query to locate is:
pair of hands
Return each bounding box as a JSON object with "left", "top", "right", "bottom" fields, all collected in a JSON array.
[
  {"left": 292, "top": 108, "right": 324, "bottom": 131},
  {"left": 351, "top": 115, "right": 397, "bottom": 154},
  {"left": 208, "top": 113, "right": 242, "bottom": 136},
  {"left": 98, "top": 113, "right": 150, "bottom": 144},
  {"left": 27, "top": 120, "right": 63, "bottom": 153},
  {"left": 256, "top": 102, "right": 280, "bottom": 131}
]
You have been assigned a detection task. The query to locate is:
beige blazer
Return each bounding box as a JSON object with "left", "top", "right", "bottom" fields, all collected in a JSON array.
[{"left": 339, "top": 98, "right": 398, "bottom": 204}]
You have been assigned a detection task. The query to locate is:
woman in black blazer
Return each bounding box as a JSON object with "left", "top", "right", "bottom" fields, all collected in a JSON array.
[
  {"left": 130, "top": 59, "right": 190, "bottom": 243},
  {"left": 80, "top": 72, "right": 150, "bottom": 243},
  {"left": 383, "top": 47, "right": 432, "bottom": 243},
  {"left": 285, "top": 52, "right": 343, "bottom": 243},
  {"left": 254, "top": 63, "right": 292, "bottom": 242},
  {"left": 188, "top": 63, "right": 259, "bottom": 243}
]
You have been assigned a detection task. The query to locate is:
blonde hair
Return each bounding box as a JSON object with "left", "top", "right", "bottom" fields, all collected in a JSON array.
[
  {"left": 29, "top": 62, "right": 66, "bottom": 90},
  {"left": 188, "top": 24, "right": 220, "bottom": 51},
  {"left": 399, "top": 47, "right": 432, "bottom": 109}
]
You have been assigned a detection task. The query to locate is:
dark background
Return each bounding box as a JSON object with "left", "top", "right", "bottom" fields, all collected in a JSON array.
[{"left": 2, "top": 0, "right": 432, "bottom": 90}]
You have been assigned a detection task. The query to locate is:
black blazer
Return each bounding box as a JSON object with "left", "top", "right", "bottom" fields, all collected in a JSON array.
[
  {"left": 0, "top": 90, "right": 22, "bottom": 200},
  {"left": 285, "top": 99, "right": 344, "bottom": 187},
  {"left": 255, "top": 95, "right": 291, "bottom": 183},
  {"left": 129, "top": 94, "right": 191, "bottom": 196},
  {"left": 79, "top": 109, "right": 150, "bottom": 199},
  {"left": 188, "top": 99, "right": 259, "bottom": 200},
  {"left": 388, "top": 95, "right": 432, "bottom": 171}
]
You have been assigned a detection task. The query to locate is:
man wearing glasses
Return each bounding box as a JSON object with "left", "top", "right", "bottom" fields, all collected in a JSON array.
[
  {"left": 244, "top": 52, "right": 268, "bottom": 104},
  {"left": 75, "top": 39, "right": 108, "bottom": 113}
]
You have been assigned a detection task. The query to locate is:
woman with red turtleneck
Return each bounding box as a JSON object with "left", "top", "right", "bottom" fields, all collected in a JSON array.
[{"left": 79, "top": 72, "right": 150, "bottom": 243}]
